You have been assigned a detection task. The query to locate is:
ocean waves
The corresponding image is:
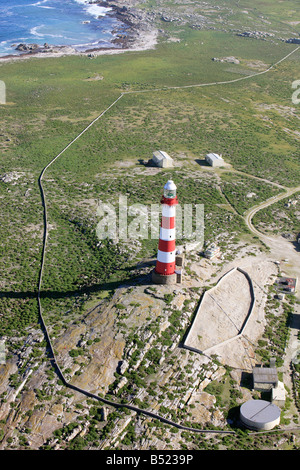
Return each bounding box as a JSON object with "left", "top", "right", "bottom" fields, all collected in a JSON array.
[
  {"left": 30, "top": 0, "right": 54, "bottom": 8},
  {"left": 0, "top": 0, "right": 120, "bottom": 56},
  {"left": 73, "top": 0, "right": 111, "bottom": 18}
]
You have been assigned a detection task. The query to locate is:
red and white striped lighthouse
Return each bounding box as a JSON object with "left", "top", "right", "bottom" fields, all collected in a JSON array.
[{"left": 154, "top": 180, "right": 178, "bottom": 279}]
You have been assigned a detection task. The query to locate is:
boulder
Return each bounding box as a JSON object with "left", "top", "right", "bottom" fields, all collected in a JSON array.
[{"left": 15, "top": 43, "right": 40, "bottom": 52}]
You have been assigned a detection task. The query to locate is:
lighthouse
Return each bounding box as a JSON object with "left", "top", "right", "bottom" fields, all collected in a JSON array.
[{"left": 152, "top": 180, "right": 180, "bottom": 285}]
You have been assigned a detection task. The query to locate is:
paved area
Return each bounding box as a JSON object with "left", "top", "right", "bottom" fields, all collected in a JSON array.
[
  {"left": 185, "top": 268, "right": 252, "bottom": 350},
  {"left": 184, "top": 252, "right": 278, "bottom": 369}
]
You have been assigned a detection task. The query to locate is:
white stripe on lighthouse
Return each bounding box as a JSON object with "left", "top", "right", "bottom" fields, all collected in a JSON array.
[
  {"left": 162, "top": 205, "right": 176, "bottom": 218},
  {"left": 154, "top": 180, "right": 178, "bottom": 278},
  {"left": 160, "top": 227, "right": 176, "bottom": 240},
  {"left": 157, "top": 250, "right": 176, "bottom": 263}
]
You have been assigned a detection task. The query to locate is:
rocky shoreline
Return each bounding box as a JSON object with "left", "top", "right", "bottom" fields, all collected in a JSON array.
[
  {"left": 0, "top": 0, "right": 159, "bottom": 61},
  {"left": 1, "top": 0, "right": 297, "bottom": 62}
]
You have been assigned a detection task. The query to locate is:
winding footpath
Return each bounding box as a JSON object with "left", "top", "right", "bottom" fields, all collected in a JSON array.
[
  {"left": 244, "top": 186, "right": 300, "bottom": 240},
  {"left": 244, "top": 185, "right": 300, "bottom": 422},
  {"left": 36, "top": 46, "right": 299, "bottom": 437}
]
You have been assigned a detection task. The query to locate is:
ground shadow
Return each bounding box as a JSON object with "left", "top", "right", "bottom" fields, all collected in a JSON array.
[
  {"left": 138, "top": 158, "right": 154, "bottom": 167},
  {"left": 240, "top": 371, "right": 253, "bottom": 390},
  {"left": 227, "top": 405, "right": 241, "bottom": 428},
  {"left": 195, "top": 159, "right": 210, "bottom": 167},
  {"left": 0, "top": 270, "right": 154, "bottom": 301}
]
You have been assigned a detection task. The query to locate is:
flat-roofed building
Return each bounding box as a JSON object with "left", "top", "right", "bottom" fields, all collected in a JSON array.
[
  {"left": 151, "top": 150, "right": 174, "bottom": 168},
  {"left": 271, "top": 381, "right": 286, "bottom": 407},
  {"left": 253, "top": 366, "right": 278, "bottom": 391},
  {"left": 205, "top": 153, "right": 224, "bottom": 167},
  {"left": 275, "top": 277, "right": 297, "bottom": 294}
]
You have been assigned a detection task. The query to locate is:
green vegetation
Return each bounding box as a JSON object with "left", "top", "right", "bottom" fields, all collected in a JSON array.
[
  {"left": 253, "top": 191, "right": 300, "bottom": 236},
  {"left": 255, "top": 288, "right": 295, "bottom": 367},
  {"left": 0, "top": 0, "right": 300, "bottom": 451},
  {"left": 220, "top": 172, "right": 285, "bottom": 215},
  {"left": 0, "top": 27, "right": 299, "bottom": 335}
]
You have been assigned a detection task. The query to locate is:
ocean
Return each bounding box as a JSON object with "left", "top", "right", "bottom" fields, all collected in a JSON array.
[{"left": 0, "top": 0, "right": 123, "bottom": 56}]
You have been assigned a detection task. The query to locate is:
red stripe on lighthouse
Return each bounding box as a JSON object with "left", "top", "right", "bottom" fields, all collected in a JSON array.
[
  {"left": 161, "top": 196, "right": 178, "bottom": 206},
  {"left": 161, "top": 216, "right": 175, "bottom": 229},
  {"left": 158, "top": 239, "right": 176, "bottom": 252},
  {"left": 154, "top": 180, "right": 178, "bottom": 277},
  {"left": 155, "top": 260, "right": 176, "bottom": 275}
]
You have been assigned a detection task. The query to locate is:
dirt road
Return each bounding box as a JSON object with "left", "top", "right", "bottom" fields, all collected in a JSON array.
[{"left": 244, "top": 185, "right": 300, "bottom": 410}]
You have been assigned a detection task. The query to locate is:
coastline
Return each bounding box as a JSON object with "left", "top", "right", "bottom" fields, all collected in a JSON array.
[{"left": 0, "top": 0, "right": 159, "bottom": 62}]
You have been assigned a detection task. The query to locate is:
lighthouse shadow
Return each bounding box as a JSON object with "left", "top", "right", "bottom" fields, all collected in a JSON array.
[
  {"left": 0, "top": 258, "right": 159, "bottom": 302},
  {"left": 136, "top": 259, "right": 156, "bottom": 268},
  {"left": 0, "top": 270, "right": 155, "bottom": 302}
]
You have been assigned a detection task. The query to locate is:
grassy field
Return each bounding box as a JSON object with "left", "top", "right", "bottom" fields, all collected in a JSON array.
[
  {"left": 1, "top": 29, "right": 299, "bottom": 175},
  {"left": 0, "top": 21, "right": 299, "bottom": 336},
  {"left": 0, "top": 0, "right": 300, "bottom": 451}
]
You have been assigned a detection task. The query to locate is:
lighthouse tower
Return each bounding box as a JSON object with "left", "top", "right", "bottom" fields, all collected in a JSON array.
[{"left": 152, "top": 180, "right": 179, "bottom": 285}]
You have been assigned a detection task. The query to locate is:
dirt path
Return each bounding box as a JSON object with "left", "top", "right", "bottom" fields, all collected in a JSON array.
[
  {"left": 244, "top": 184, "right": 300, "bottom": 298},
  {"left": 35, "top": 45, "right": 300, "bottom": 431},
  {"left": 245, "top": 186, "right": 300, "bottom": 244},
  {"left": 244, "top": 186, "right": 300, "bottom": 417}
]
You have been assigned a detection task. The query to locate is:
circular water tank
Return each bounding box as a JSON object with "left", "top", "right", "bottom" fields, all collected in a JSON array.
[{"left": 240, "top": 400, "right": 281, "bottom": 431}]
